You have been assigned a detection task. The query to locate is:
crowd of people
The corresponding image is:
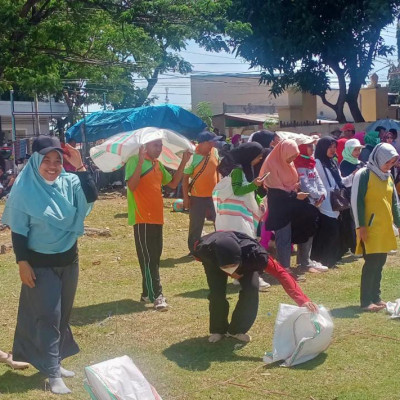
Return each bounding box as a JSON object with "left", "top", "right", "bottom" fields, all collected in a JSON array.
[{"left": 1, "top": 122, "right": 399, "bottom": 395}]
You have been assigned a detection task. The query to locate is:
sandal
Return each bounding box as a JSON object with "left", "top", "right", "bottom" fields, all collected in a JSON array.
[{"left": 0, "top": 353, "right": 29, "bottom": 370}]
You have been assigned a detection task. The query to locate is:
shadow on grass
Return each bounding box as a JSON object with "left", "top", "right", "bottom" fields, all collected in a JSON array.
[
  {"left": 71, "top": 299, "right": 145, "bottom": 326},
  {"left": 163, "top": 336, "right": 260, "bottom": 371},
  {"left": 263, "top": 353, "right": 328, "bottom": 370},
  {"left": 330, "top": 305, "right": 361, "bottom": 319},
  {"left": 177, "top": 285, "right": 239, "bottom": 299},
  {"left": 114, "top": 213, "right": 128, "bottom": 219},
  {"left": 160, "top": 255, "right": 194, "bottom": 268},
  {"left": 340, "top": 255, "right": 362, "bottom": 264},
  {"left": 0, "top": 370, "right": 44, "bottom": 394}
]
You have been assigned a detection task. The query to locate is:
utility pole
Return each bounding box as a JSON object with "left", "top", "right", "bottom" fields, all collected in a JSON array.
[
  {"left": 34, "top": 93, "right": 41, "bottom": 136},
  {"left": 165, "top": 87, "right": 169, "bottom": 104}
]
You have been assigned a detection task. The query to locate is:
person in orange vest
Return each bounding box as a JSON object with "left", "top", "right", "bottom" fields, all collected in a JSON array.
[{"left": 183, "top": 131, "right": 222, "bottom": 254}]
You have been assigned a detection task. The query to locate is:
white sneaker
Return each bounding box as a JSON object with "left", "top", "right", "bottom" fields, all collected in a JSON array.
[
  {"left": 388, "top": 250, "right": 397, "bottom": 255},
  {"left": 310, "top": 260, "right": 329, "bottom": 272},
  {"left": 259, "top": 276, "right": 271, "bottom": 291},
  {"left": 208, "top": 333, "right": 224, "bottom": 343},
  {"left": 232, "top": 279, "right": 240, "bottom": 285},
  {"left": 226, "top": 332, "right": 251, "bottom": 343},
  {"left": 154, "top": 296, "right": 169, "bottom": 311}
]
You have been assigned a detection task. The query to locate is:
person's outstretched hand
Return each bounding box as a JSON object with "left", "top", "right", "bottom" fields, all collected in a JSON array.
[{"left": 303, "top": 301, "right": 318, "bottom": 313}]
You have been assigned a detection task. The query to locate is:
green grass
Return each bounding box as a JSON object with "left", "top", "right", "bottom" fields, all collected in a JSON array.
[{"left": 1, "top": 196, "right": 400, "bottom": 400}]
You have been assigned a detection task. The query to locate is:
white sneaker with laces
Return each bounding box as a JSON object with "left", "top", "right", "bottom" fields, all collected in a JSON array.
[
  {"left": 154, "top": 296, "right": 169, "bottom": 311},
  {"left": 258, "top": 276, "right": 271, "bottom": 291},
  {"left": 310, "top": 260, "right": 329, "bottom": 271}
]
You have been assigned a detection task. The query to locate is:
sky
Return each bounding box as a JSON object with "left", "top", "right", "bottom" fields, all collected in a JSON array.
[{"left": 147, "top": 24, "right": 399, "bottom": 110}]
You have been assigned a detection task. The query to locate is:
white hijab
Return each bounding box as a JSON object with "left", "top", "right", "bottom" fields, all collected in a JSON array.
[{"left": 367, "top": 143, "right": 398, "bottom": 180}]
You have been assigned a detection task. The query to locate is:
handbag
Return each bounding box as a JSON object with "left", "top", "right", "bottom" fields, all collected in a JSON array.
[{"left": 322, "top": 167, "right": 350, "bottom": 212}]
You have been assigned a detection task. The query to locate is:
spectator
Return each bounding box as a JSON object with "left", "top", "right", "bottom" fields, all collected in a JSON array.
[
  {"left": 351, "top": 143, "right": 400, "bottom": 311},
  {"left": 359, "top": 131, "right": 380, "bottom": 163},
  {"left": 183, "top": 131, "right": 221, "bottom": 254},
  {"left": 336, "top": 123, "right": 355, "bottom": 164},
  {"left": 1, "top": 135, "right": 98, "bottom": 394}
]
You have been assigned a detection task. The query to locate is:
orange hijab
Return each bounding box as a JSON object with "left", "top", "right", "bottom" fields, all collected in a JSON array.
[{"left": 259, "top": 139, "right": 299, "bottom": 192}]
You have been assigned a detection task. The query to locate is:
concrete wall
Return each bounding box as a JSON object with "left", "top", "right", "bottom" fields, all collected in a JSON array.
[
  {"left": 191, "top": 74, "right": 360, "bottom": 122},
  {"left": 191, "top": 74, "right": 288, "bottom": 115}
]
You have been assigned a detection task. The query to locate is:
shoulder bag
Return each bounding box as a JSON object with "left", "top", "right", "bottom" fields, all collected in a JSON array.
[{"left": 322, "top": 167, "right": 350, "bottom": 212}]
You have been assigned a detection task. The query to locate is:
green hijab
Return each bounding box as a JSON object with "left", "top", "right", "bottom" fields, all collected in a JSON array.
[{"left": 364, "top": 131, "right": 380, "bottom": 147}]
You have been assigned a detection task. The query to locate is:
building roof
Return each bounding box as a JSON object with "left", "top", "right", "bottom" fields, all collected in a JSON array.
[{"left": 217, "top": 112, "right": 279, "bottom": 123}]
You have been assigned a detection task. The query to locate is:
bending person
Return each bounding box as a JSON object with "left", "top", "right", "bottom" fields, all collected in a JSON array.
[
  {"left": 193, "top": 231, "right": 317, "bottom": 343},
  {"left": 1, "top": 136, "right": 98, "bottom": 394}
]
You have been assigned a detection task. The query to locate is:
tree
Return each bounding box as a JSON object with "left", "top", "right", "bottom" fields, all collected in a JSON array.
[
  {"left": 194, "top": 101, "right": 213, "bottom": 128},
  {"left": 228, "top": 0, "right": 400, "bottom": 122},
  {"left": 0, "top": 0, "right": 246, "bottom": 135}
]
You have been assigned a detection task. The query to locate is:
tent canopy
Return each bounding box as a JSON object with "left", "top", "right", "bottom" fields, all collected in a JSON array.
[{"left": 66, "top": 104, "right": 207, "bottom": 143}]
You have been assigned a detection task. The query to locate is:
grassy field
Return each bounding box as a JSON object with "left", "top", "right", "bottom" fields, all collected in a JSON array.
[{"left": 1, "top": 194, "right": 400, "bottom": 400}]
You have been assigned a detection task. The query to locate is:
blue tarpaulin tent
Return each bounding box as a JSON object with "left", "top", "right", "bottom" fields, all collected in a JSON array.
[{"left": 66, "top": 104, "right": 207, "bottom": 143}]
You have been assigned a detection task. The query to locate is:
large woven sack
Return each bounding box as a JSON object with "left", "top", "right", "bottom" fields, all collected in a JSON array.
[
  {"left": 263, "top": 304, "right": 333, "bottom": 367},
  {"left": 84, "top": 355, "right": 162, "bottom": 400}
]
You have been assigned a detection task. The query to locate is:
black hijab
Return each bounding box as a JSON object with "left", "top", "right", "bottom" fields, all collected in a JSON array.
[
  {"left": 315, "top": 136, "right": 343, "bottom": 188},
  {"left": 231, "top": 142, "right": 264, "bottom": 182},
  {"left": 250, "top": 130, "right": 276, "bottom": 149}
]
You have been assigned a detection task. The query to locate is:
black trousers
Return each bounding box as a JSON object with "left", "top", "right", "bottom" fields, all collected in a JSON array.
[
  {"left": 311, "top": 213, "right": 343, "bottom": 267},
  {"left": 134, "top": 224, "right": 163, "bottom": 301},
  {"left": 203, "top": 261, "right": 259, "bottom": 335},
  {"left": 188, "top": 196, "right": 216, "bottom": 253},
  {"left": 360, "top": 253, "right": 387, "bottom": 307}
]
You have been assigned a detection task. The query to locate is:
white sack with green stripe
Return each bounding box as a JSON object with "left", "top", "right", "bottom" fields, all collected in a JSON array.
[
  {"left": 263, "top": 304, "right": 333, "bottom": 367},
  {"left": 90, "top": 127, "right": 195, "bottom": 172},
  {"left": 84, "top": 355, "right": 162, "bottom": 400}
]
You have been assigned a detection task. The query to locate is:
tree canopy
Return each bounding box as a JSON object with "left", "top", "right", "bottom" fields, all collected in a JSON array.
[
  {"left": 228, "top": 0, "right": 400, "bottom": 122},
  {"left": 0, "top": 0, "right": 247, "bottom": 131}
]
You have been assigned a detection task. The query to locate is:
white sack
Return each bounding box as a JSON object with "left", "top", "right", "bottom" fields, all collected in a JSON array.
[
  {"left": 90, "top": 127, "right": 195, "bottom": 172},
  {"left": 386, "top": 298, "right": 400, "bottom": 319},
  {"left": 263, "top": 304, "right": 333, "bottom": 367},
  {"left": 84, "top": 355, "right": 162, "bottom": 400}
]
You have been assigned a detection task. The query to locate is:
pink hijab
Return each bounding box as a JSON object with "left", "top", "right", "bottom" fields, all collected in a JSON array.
[
  {"left": 354, "top": 131, "right": 366, "bottom": 145},
  {"left": 259, "top": 139, "right": 299, "bottom": 192}
]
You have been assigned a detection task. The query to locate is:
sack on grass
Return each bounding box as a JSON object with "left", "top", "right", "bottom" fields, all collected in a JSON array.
[
  {"left": 263, "top": 304, "right": 333, "bottom": 367},
  {"left": 84, "top": 355, "right": 162, "bottom": 400},
  {"left": 386, "top": 299, "right": 400, "bottom": 319}
]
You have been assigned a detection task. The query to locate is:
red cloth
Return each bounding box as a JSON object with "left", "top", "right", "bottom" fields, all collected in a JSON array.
[
  {"left": 336, "top": 138, "right": 348, "bottom": 164},
  {"left": 293, "top": 144, "right": 316, "bottom": 169},
  {"left": 264, "top": 256, "right": 310, "bottom": 306}
]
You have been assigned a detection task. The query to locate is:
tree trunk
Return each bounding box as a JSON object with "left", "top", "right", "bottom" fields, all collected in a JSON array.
[
  {"left": 347, "top": 95, "right": 364, "bottom": 122},
  {"left": 347, "top": 80, "right": 365, "bottom": 122}
]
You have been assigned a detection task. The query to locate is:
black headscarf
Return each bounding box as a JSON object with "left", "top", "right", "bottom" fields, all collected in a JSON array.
[
  {"left": 231, "top": 142, "right": 264, "bottom": 182},
  {"left": 315, "top": 136, "right": 343, "bottom": 188},
  {"left": 250, "top": 130, "right": 276, "bottom": 149}
]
